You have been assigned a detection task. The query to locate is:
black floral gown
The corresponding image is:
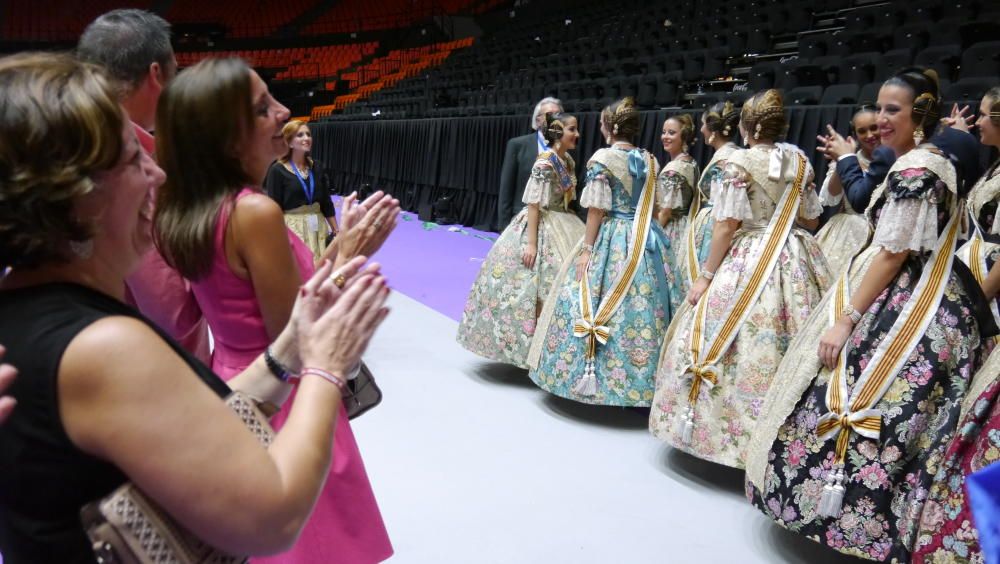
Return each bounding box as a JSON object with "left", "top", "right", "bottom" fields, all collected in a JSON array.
[{"left": 745, "top": 147, "right": 997, "bottom": 562}]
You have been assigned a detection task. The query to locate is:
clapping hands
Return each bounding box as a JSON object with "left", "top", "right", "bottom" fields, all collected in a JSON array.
[{"left": 816, "top": 125, "right": 857, "bottom": 162}]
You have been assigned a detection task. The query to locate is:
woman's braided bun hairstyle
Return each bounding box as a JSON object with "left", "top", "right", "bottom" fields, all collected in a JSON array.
[
  {"left": 542, "top": 111, "right": 575, "bottom": 146},
  {"left": 704, "top": 100, "right": 740, "bottom": 141},
  {"left": 602, "top": 97, "right": 640, "bottom": 142},
  {"left": 741, "top": 89, "right": 787, "bottom": 142},
  {"left": 884, "top": 67, "right": 942, "bottom": 140}
]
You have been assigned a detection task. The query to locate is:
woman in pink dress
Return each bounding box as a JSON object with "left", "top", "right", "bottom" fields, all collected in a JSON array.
[{"left": 154, "top": 57, "right": 399, "bottom": 564}]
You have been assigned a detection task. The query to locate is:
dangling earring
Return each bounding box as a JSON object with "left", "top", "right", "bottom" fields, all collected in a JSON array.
[
  {"left": 69, "top": 239, "right": 93, "bottom": 259},
  {"left": 613, "top": 123, "right": 620, "bottom": 136},
  {"left": 554, "top": 140, "right": 562, "bottom": 150},
  {"left": 682, "top": 143, "right": 689, "bottom": 153},
  {"left": 708, "top": 132, "right": 716, "bottom": 145},
  {"left": 913, "top": 129, "right": 925, "bottom": 146},
  {"left": 754, "top": 123, "right": 762, "bottom": 140}
]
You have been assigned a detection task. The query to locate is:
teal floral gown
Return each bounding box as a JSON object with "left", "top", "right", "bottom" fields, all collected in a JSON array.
[
  {"left": 527, "top": 147, "right": 676, "bottom": 407},
  {"left": 457, "top": 151, "right": 585, "bottom": 368},
  {"left": 689, "top": 142, "right": 739, "bottom": 278}
]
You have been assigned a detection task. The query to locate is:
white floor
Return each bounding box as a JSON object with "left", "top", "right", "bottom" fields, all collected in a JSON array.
[{"left": 352, "top": 293, "right": 866, "bottom": 564}]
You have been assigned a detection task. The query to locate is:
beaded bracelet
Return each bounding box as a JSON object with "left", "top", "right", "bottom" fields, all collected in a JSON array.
[
  {"left": 581, "top": 243, "right": 595, "bottom": 253},
  {"left": 265, "top": 346, "right": 296, "bottom": 382},
  {"left": 300, "top": 367, "right": 347, "bottom": 392},
  {"left": 701, "top": 269, "right": 715, "bottom": 281}
]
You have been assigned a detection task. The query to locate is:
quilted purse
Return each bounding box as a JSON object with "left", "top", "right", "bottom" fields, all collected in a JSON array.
[{"left": 80, "top": 392, "right": 273, "bottom": 563}]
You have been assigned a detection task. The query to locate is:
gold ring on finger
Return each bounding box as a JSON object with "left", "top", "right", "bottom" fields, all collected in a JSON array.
[{"left": 332, "top": 274, "right": 347, "bottom": 289}]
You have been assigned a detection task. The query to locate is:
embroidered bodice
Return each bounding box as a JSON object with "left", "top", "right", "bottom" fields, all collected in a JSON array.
[
  {"left": 658, "top": 153, "right": 700, "bottom": 214},
  {"left": 867, "top": 146, "right": 957, "bottom": 254},
  {"left": 521, "top": 151, "right": 577, "bottom": 212},
  {"left": 580, "top": 147, "right": 665, "bottom": 214},
  {"left": 713, "top": 144, "right": 821, "bottom": 229},
  {"left": 697, "top": 142, "right": 738, "bottom": 202},
  {"left": 967, "top": 161, "right": 1000, "bottom": 237}
]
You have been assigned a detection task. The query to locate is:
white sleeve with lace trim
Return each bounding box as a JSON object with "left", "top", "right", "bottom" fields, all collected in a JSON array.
[
  {"left": 800, "top": 185, "right": 824, "bottom": 220},
  {"left": 711, "top": 163, "right": 754, "bottom": 222},
  {"left": 522, "top": 161, "right": 555, "bottom": 207},
  {"left": 817, "top": 166, "right": 844, "bottom": 206},
  {"left": 870, "top": 197, "right": 938, "bottom": 253},
  {"left": 580, "top": 172, "right": 613, "bottom": 211}
]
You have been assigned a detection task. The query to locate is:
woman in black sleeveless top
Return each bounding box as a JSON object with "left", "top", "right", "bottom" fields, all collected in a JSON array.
[{"left": 0, "top": 54, "right": 390, "bottom": 563}]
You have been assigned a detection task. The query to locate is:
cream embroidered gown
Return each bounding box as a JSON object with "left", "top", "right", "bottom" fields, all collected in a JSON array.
[
  {"left": 658, "top": 153, "right": 700, "bottom": 307},
  {"left": 649, "top": 143, "right": 831, "bottom": 469},
  {"left": 956, "top": 162, "right": 1000, "bottom": 329},
  {"left": 815, "top": 150, "right": 874, "bottom": 278},
  {"left": 746, "top": 147, "right": 997, "bottom": 562},
  {"left": 457, "top": 152, "right": 585, "bottom": 368}
]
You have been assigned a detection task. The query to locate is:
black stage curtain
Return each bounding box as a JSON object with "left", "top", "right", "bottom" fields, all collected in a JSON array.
[{"left": 311, "top": 105, "right": 983, "bottom": 232}]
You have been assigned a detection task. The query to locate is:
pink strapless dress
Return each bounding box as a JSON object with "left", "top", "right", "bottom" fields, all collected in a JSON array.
[{"left": 190, "top": 188, "right": 392, "bottom": 563}]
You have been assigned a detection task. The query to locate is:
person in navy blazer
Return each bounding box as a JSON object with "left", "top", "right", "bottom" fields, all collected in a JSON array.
[
  {"left": 497, "top": 97, "right": 563, "bottom": 230},
  {"left": 820, "top": 108, "right": 983, "bottom": 212}
]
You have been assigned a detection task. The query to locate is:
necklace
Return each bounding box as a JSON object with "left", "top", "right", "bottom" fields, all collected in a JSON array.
[{"left": 286, "top": 160, "right": 309, "bottom": 174}]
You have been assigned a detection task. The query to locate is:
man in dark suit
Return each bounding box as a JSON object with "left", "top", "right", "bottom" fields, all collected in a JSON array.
[{"left": 497, "top": 97, "right": 563, "bottom": 230}]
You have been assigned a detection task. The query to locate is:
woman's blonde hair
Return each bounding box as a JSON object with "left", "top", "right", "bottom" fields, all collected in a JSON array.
[
  {"left": 666, "top": 113, "right": 696, "bottom": 147},
  {"left": 279, "top": 119, "right": 313, "bottom": 166},
  {"left": 154, "top": 57, "right": 255, "bottom": 280},
  {"left": 741, "top": 89, "right": 787, "bottom": 142},
  {"left": 0, "top": 52, "right": 124, "bottom": 269}
]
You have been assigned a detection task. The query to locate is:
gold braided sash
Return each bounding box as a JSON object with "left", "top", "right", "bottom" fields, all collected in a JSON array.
[
  {"left": 959, "top": 213, "right": 1000, "bottom": 344},
  {"left": 815, "top": 205, "right": 961, "bottom": 518},
  {"left": 573, "top": 152, "right": 658, "bottom": 396},
  {"left": 685, "top": 183, "right": 703, "bottom": 284},
  {"left": 677, "top": 153, "right": 808, "bottom": 443}
]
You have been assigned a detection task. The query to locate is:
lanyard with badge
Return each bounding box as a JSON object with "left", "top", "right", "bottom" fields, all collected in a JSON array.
[{"left": 291, "top": 162, "right": 320, "bottom": 233}]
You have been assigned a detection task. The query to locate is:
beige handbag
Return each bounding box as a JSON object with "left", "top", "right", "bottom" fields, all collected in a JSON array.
[{"left": 80, "top": 393, "right": 273, "bottom": 564}]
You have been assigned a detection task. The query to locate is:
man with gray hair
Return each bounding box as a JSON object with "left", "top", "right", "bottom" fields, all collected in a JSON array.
[
  {"left": 77, "top": 9, "right": 210, "bottom": 364},
  {"left": 497, "top": 96, "right": 563, "bottom": 230}
]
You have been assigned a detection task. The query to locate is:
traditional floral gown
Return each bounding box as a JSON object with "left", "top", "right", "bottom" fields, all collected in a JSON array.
[
  {"left": 746, "top": 147, "right": 997, "bottom": 563},
  {"left": 956, "top": 162, "right": 1000, "bottom": 329},
  {"left": 457, "top": 151, "right": 585, "bottom": 368},
  {"left": 658, "top": 153, "right": 700, "bottom": 307},
  {"left": 912, "top": 348, "right": 1000, "bottom": 563},
  {"left": 649, "top": 143, "right": 830, "bottom": 468},
  {"left": 816, "top": 150, "right": 875, "bottom": 278},
  {"left": 527, "top": 147, "right": 674, "bottom": 406},
  {"left": 912, "top": 163, "right": 1000, "bottom": 563},
  {"left": 689, "top": 142, "right": 739, "bottom": 276}
]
